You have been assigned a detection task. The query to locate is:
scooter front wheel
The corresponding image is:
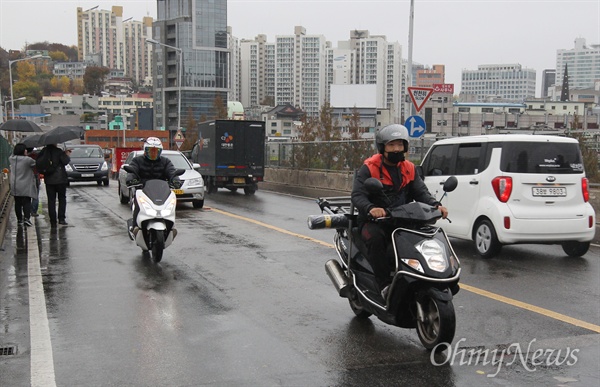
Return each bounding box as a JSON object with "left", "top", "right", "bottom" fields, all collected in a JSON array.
[
  {"left": 150, "top": 230, "right": 165, "bottom": 263},
  {"left": 416, "top": 296, "right": 456, "bottom": 351}
]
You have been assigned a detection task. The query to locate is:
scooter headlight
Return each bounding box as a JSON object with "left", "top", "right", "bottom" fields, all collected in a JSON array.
[
  {"left": 139, "top": 197, "right": 158, "bottom": 217},
  {"left": 415, "top": 240, "right": 448, "bottom": 272},
  {"left": 161, "top": 198, "right": 177, "bottom": 217}
]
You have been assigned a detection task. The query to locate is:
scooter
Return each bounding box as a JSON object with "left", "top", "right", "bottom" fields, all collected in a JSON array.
[
  {"left": 307, "top": 176, "right": 460, "bottom": 351},
  {"left": 124, "top": 165, "right": 184, "bottom": 263}
]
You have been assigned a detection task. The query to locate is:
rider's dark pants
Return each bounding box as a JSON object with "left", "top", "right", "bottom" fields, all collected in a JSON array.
[{"left": 361, "top": 222, "right": 396, "bottom": 288}]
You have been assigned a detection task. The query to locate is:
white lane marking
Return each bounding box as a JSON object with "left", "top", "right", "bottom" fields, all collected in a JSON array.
[{"left": 27, "top": 225, "right": 57, "bottom": 387}]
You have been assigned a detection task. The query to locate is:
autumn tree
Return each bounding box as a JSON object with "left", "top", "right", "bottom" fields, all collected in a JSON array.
[
  {"left": 49, "top": 51, "right": 68, "bottom": 62},
  {"left": 293, "top": 114, "right": 319, "bottom": 168},
  {"left": 181, "top": 107, "right": 199, "bottom": 151},
  {"left": 316, "top": 101, "right": 342, "bottom": 169},
  {"left": 83, "top": 66, "right": 110, "bottom": 95},
  {"left": 346, "top": 106, "right": 373, "bottom": 171},
  {"left": 212, "top": 94, "right": 228, "bottom": 119}
]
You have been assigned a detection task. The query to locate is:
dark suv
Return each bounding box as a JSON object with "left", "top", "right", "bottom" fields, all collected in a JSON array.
[{"left": 65, "top": 145, "right": 110, "bottom": 186}]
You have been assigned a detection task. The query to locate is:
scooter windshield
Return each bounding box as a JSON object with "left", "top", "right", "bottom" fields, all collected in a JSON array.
[{"left": 142, "top": 180, "right": 172, "bottom": 204}]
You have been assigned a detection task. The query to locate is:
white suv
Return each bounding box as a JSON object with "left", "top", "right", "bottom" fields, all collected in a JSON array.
[{"left": 420, "top": 134, "right": 595, "bottom": 258}]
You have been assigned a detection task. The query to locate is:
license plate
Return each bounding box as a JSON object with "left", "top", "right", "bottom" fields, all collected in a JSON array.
[
  {"left": 532, "top": 187, "right": 566, "bottom": 197},
  {"left": 233, "top": 178, "right": 245, "bottom": 184},
  {"left": 81, "top": 173, "right": 94, "bottom": 177},
  {"left": 171, "top": 189, "right": 184, "bottom": 195}
]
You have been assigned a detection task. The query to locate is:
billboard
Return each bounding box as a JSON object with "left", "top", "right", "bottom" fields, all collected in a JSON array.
[{"left": 433, "top": 84, "right": 455, "bottom": 94}]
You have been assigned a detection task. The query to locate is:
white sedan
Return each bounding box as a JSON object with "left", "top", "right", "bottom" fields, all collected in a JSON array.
[{"left": 118, "top": 150, "right": 205, "bottom": 208}]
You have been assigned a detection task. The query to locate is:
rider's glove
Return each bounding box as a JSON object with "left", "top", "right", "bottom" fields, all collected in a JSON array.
[
  {"left": 170, "top": 177, "right": 182, "bottom": 189},
  {"left": 126, "top": 178, "right": 140, "bottom": 186}
]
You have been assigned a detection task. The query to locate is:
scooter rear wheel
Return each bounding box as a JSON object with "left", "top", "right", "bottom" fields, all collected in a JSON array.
[
  {"left": 416, "top": 296, "right": 456, "bottom": 351},
  {"left": 150, "top": 230, "right": 165, "bottom": 263},
  {"left": 348, "top": 289, "right": 372, "bottom": 318}
]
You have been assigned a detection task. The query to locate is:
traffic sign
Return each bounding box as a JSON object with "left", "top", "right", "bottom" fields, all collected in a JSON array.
[
  {"left": 405, "top": 115, "right": 426, "bottom": 138},
  {"left": 407, "top": 87, "right": 434, "bottom": 112},
  {"left": 175, "top": 140, "right": 184, "bottom": 150}
]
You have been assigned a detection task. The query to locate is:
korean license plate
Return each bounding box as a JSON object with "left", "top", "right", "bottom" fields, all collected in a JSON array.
[
  {"left": 233, "top": 178, "right": 245, "bottom": 184},
  {"left": 81, "top": 173, "right": 94, "bottom": 177},
  {"left": 532, "top": 187, "right": 566, "bottom": 197},
  {"left": 171, "top": 189, "right": 184, "bottom": 195}
]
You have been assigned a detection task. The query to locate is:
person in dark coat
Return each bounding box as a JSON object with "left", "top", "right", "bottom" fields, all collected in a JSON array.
[
  {"left": 38, "top": 144, "right": 71, "bottom": 226},
  {"left": 125, "top": 137, "right": 181, "bottom": 237},
  {"left": 8, "top": 143, "right": 37, "bottom": 227},
  {"left": 351, "top": 124, "right": 448, "bottom": 296}
]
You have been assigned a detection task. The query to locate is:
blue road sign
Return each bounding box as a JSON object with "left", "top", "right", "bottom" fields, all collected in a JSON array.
[{"left": 405, "top": 115, "right": 426, "bottom": 138}]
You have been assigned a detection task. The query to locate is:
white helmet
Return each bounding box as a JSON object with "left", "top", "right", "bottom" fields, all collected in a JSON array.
[{"left": 143, "top": 137, "right": 163, "bottom": 161}]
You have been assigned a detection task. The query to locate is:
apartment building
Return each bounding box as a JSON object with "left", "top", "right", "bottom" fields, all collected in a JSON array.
[{"left": 76, "top": 6, "right": 153, "bottom": 85}]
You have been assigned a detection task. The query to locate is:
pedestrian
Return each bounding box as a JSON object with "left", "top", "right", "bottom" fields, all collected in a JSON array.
[
  {"left": 8, "top": 143, "right": 37, "bottom": 227},
  {"left": 37, "top": 144, "right": 71, "bottom": 226},
  {"left": 26, "top": 147, "right": 41, "bottom": 217}
]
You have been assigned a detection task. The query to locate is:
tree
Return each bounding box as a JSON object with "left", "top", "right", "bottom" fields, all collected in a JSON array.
[
  {"left": 260, "top": 96, "right": 275, "bottom": 106},
  {"left": 83, "top": 66, "right": 110, "bottom": 95},
  {"left": 212, "top": 94, "right": 228, "bottom": 119},
  {"left": 346, "top": 106, "right": 373, "bottom": 171},
  {"left": 49, "top": 51, "right": 68, "bottom": 62},
  {"left": 181, "top": 107, "right": 198, "bottom": 151},
  {"left": 317, "top": 101, "right": 342, "bottom": 169}
]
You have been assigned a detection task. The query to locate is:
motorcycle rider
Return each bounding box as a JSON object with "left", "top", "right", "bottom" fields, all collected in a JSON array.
[
  {"left": 351, "top": 124, "right": 448, "bottom": 297},
  {"left": 126, "top": 137, "right": 181, "bottom": 238}
]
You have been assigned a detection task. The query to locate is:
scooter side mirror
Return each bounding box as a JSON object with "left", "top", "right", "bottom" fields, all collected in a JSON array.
[
  {"left": 364, "top": 177, "right": 384, "bottom": 194},
  {"left": 123, "top": 165, "right": 135, "bottom": 174},
  {"left": 443, "top": 176, "right": 458, "bottom": 193}
]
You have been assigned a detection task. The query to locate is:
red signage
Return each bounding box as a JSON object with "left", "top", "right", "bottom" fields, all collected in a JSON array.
[{"left": 433, "top": 83, "right": 454, "bottom": 94}]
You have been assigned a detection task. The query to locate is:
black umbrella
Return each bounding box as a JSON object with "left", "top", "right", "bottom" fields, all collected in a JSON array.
[
  {"left": 21, "top": 133, "right": 43, "bottom": 148},
  {"left": 39, "top": 126, "right": 85, "bottom": 145},
  {"left": 0, "top": 119, "right": 43, "bottom": 132}
]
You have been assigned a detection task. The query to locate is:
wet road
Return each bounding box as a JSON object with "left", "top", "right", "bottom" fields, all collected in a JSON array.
[{"left": 1, "top": 182, "right": 599, "bottom": 386}]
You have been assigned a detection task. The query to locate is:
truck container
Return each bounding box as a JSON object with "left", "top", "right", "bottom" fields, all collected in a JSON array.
[{"left": 190, "top": 120, "right": 265, "bottom": 195}]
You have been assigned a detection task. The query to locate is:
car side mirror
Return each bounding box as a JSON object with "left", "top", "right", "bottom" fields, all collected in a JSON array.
[
  {"left": 443, "top": 176, "right": 458, "bottom": 193},
  {"left": 364, "top": 177, "right": 383, "bottom": 194},
  {"left": 174, "top": 168, "right": 186, "bottom": 177}
]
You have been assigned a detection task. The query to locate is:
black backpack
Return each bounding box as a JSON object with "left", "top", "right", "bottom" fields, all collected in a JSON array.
[{"left": 36, "top": 148, "right": 56, "bottom": 175}]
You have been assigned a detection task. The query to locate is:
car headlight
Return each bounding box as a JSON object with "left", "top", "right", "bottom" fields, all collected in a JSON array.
[
  {"left": 187, "top": 177, "right": 203, "bottom": 187},
  {"left": 101, "top": 161, "right": 108, "bottom": 171},
  {"left": 415, "top": 239, "right": 448, "bottom": 272},
  {"left": 65, "top": 164, "right": 73, "bottom": 172}
]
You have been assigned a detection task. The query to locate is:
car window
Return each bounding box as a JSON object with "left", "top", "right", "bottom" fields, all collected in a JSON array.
[
  {"left": 455, "top": 143, "right": 482, "bottom": 175},
  {"left": 424, "top": 144, "right": 453, "bottom": 176},
  {"left": 501, "top": 142, "right": 584, "bottom": 174},
  {"left": 71, "top": 147, "right": 102, "bottom": 158}
]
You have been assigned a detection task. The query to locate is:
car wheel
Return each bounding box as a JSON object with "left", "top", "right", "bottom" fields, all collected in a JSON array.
[
  {"left": 193, "top": 199, "right": 204, "bottom": 209},
  {"left": 474, "top": 219, "right": 501, "bottom": 258},
  {"left": 561, "top": 241, "right": 590, "bottom": 257},
  {"left": 118, "top": 182, "right": 129, "bottom": 204}
]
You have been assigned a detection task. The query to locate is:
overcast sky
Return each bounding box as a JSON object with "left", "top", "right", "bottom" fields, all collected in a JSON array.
[{"left": 1, "top": 0, "right": 599, "bottom": 96}]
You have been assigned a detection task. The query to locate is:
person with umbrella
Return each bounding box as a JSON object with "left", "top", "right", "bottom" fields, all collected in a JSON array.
[
  {"left": 36, "top": 144, "right": 71, "bottom": 226},
  {"left": 8, "top": 143, "right": 37, "bottom": 227}
]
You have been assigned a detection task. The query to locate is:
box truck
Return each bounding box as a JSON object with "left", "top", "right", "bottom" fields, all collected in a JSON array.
[{"left": 190, "top": 120, "right": 265, "bottom": 195}]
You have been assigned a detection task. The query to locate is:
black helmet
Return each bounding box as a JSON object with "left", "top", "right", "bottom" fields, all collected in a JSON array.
[{"left": 375, "top": 124, "right": 409, "bottom": 154}]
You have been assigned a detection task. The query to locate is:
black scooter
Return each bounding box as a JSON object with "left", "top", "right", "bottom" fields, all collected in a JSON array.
[{"left": 307, "top": 176, "right": 460, "bottom": 351}]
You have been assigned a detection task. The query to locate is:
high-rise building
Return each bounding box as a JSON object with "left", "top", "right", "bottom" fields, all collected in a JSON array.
[
  {"left": 152, "top": 0, "right": 229, "bottom": 135},
  {"left": 541, "top": 69, "right": 556, "bottom": 98},
  {"left": 77, "top": 6, "right": 153, "bottom": 85},
  {"left": 556, "top": 38, "right": 600, "bottom": 90},
  {"left": 461, "top": 64, "right": 536, "bottom": 102},
  {"left": 416, "top": 64, "right": 445, "bottom": 88}
]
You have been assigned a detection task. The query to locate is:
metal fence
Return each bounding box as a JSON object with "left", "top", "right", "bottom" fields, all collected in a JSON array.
[{"left": 265, "top": 138, "right": 437, "bottom": 171}]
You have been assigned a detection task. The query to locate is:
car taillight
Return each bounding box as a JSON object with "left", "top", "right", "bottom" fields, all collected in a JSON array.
[
  {"left": 492, "top": 176, "right": 512, "bottom": 203},
  {"left": 581, "top": 177, "right": 590, "bottom": 202}
]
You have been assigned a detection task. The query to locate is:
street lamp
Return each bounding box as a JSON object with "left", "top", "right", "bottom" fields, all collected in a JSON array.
[
  {"left": 146, "top": 38, "right": 182, "bottom": 149},
  {"left": 101, "top": 92, "right": 127, "bottom": 147},
  {"left": 9, "top": 54, "right": 50, "bottom": 119},
  {"left": 4, "top": 97, "right": 25, "bottom": 121}
]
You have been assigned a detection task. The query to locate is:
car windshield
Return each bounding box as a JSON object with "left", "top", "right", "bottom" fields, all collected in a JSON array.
[
  {"left": 501, "top": 142, "right": 584, "bottom": 174},
  {"left": 70, "top": 147, "right": 102, "bottom": 158},
  {"left": 163, "top": 153, "right": 191, "bottom": 170}
]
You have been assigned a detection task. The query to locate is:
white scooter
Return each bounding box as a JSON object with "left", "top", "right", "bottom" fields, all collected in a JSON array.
[{"left": 124, "top": 165, "right": 184, "bottom": 263}]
